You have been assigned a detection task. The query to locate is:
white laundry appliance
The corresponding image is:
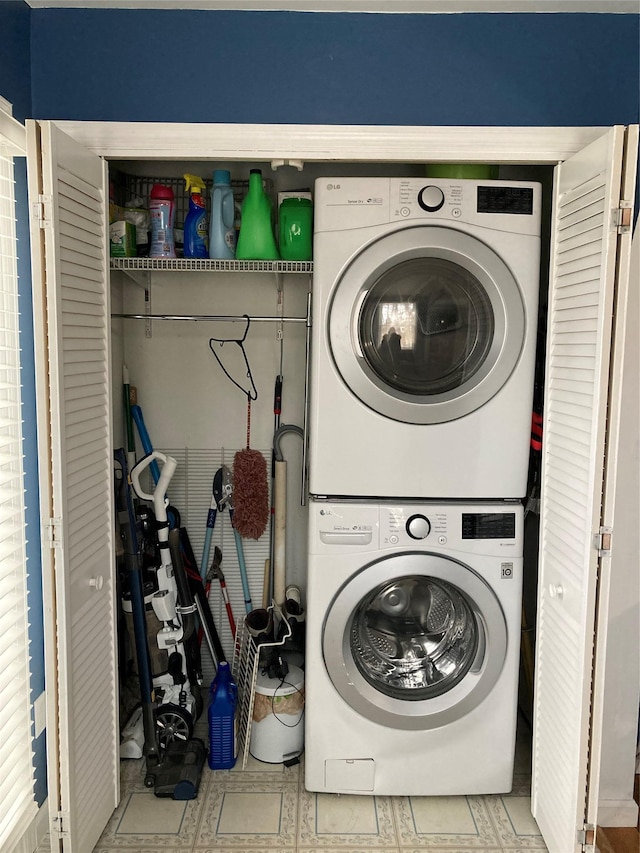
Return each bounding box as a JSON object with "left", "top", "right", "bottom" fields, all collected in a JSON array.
[
  {"left": 305, "top": 499, "right": 523, "bottom": 796},
  {"left": 308, "top": 177, "right": 541, "bottom": 499}
]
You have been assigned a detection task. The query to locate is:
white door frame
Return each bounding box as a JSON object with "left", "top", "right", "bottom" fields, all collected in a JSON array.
[{"left": 53, "top": 121, "right": 608, "bottom": 165}]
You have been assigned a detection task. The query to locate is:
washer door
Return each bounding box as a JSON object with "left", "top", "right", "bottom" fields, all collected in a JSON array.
[
  {"left": 328, "top": 226, "right": 525, "bottom": 424},
  {"left": 322, "top": 552, "right": 507, "bottom": 730}
]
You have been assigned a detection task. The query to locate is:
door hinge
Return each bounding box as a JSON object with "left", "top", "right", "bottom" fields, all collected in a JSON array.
[
  {"left": 594, "top": 526, "right": 612, "bottom": 556},
  {"left": 51, "top": 810, "right": 70, "bottom": 840},
  {"left": 45, "top": 517, "right": 62, "bottom": 548},
  {"left": 577, "top": 822, "right": 595, "bottom": 849},
  {"left": 612, "top": 200, "right": 632, "bottom": 234},
  {"left": 32, "top": 193, "right": 53, "bottom": 229}
]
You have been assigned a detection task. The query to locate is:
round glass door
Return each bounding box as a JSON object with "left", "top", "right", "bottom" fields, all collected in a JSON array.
[
  {"left": 322, "top": 552, "right": 507, "bottom": 730},
  {"left": 351, "top": 575, "right": 479, "bottom": 701},
  {"left": 329, "top": 226, "right": 526, "bottom": 424}
]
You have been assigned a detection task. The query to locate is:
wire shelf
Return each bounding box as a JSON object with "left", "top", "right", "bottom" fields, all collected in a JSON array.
[
  {"left": 232, "top": 603, "right": 292, "bottom": 770},
  {"left": 110, "top": 257, "right": 313, "bottom": 274}
]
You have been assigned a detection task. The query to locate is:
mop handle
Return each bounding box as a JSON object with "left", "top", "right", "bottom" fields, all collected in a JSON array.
[
  {"left": 131, "top": 405, "right": 160, "bottom": 485},
  {"left": 231, "top": 519, "right": 252, "bottom": 614}
]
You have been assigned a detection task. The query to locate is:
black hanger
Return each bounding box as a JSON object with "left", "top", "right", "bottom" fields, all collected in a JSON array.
[{"left": 208, "top": 315, "right": 258, "bottom": 401}]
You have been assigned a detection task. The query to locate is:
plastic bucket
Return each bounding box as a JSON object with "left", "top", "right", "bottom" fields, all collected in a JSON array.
[
  {"left": 249, "top": 665, "right": 305, "bottom": 763},
  {"left": 425, "top": 164, "right": 499, "bottom": 180}
]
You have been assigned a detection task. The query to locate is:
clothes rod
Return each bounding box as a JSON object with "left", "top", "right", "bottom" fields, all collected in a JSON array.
[{"left": 111, "top": 313, "right": 308, "bottom": 323}]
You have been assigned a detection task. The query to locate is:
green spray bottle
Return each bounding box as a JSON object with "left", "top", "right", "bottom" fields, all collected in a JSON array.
[{"left": 235, "top": 169, "right": 280, "bottom": 261}]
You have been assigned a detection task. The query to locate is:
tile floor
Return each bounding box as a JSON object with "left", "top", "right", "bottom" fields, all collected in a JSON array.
[{"left": 35, "top": 719, "right": 547, "bottom": 852}]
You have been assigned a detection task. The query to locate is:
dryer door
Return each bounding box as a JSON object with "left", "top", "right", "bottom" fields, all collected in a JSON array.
[
  {"left": 322, "top": 552, "right": 507, "bottom": 730},
  {"left": 329, "top": 226, "right": 525, "bottom": 424}
]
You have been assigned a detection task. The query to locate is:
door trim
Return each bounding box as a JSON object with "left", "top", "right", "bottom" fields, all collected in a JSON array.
[{"left": 52, "top": 121, "right": 608, "bottom": 164}]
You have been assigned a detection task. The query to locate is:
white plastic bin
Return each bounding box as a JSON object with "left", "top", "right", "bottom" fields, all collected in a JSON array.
[{"left": 249, "top": 665, "right": 305, "bottom": 763}]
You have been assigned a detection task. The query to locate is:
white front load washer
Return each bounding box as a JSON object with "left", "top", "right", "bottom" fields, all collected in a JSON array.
[
  {"left": 308, "top": 177, "right": 541, "bottom": 499},
  {"left": 305, "top": 499, "right": 523, "bottom": 796}
]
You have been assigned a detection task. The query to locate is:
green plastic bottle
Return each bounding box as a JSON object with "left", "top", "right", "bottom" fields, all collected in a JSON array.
[{"left": 236, "top": 169, "right": 280, "bottom": 260}]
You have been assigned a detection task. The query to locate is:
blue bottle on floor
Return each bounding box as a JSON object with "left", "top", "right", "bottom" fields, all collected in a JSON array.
[{"left": 208, "top": 661, "right": 238, "bottom": 769}]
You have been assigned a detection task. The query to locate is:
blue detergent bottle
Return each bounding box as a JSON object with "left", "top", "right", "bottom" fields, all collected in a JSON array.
[
  {"left": 183, "top": 173, "right": 208, "bottom": 258},
  {"left": 209, "top": 169, "right": 236, "bottom": 259},
  {"left": 208, "top": 661, "right": 238, "bottom": 769}
]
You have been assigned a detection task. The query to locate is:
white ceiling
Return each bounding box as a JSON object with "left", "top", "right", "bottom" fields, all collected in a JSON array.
[{"left": 22, "top": 1, "right": 640, "bottom": 12}]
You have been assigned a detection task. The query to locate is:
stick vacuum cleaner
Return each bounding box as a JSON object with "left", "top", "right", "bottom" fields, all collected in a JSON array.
[{"left": 116, "top": 448, "right": 206, "bottom": 798}]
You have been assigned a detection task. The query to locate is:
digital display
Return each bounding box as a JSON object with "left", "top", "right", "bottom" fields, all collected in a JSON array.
[
  {"left": 462, "top": 513, "right": 516, "bottom": 539},
  {"left": 477, "top": 186, "right": 534, "bottom": 215}
]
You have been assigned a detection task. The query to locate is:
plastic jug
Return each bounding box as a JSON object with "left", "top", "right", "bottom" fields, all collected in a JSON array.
[
  {"left": 149, "top": 184, "right": 176, "bottom": 258},
  {"left": 235, "top": 169, "right": 280, "bottom": 260},
  {"left": 279, "top": 197, "right": 313, "bottom": 261},
  {"left": 209, "top": 170, "right": 236, "bottom": 260},
  {"left": 208, "top": 661, "right": 238, "bottom": 769}
]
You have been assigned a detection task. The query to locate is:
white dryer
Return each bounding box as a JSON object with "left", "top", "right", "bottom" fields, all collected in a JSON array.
[
  {"left": 305, "top": 499, "right": 523, "bottom": 796},
  {"left": 308, "top": 177, "right": 541, "bottom": 499}
]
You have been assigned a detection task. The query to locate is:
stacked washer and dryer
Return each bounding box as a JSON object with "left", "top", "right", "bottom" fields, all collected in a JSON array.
[{"left": 305, "top": 177, "right": 542, "bottom": 796}]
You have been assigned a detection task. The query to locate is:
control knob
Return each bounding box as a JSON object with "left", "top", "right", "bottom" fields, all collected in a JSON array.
[
  {"left": 406, "top": 514, "right": 431, "bottom": 540},
  {"left": 417, "top": 185, "right": 445, "bottom": 213}
]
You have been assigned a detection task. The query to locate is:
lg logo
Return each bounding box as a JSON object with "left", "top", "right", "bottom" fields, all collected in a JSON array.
[{"left": 327, "top": 183, "right": 341, "bottom": 191}]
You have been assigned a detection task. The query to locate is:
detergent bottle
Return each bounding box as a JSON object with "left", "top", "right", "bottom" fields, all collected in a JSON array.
[
  {"left": 149, "top": 184, "right": 176, "bottom": 258},
  {"left": 183, "top": 174, "right": 208, "bottom": 259},
  {"left": 208, "top": 661, "right": 238, "bottom": 769},
  {"left": 235, "top": 169, "right": 280, "bottom": 261},
  {"left": 209, "top": 170, "right": 236, "bottom": 259}
]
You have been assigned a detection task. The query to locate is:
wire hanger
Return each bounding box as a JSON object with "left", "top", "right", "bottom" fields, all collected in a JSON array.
[{"left": 208, "top": 315, "right": 258, "bottom": 401}]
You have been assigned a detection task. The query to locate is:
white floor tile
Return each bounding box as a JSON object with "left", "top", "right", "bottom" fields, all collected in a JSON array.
[
  {"left": 195, "top": 780, "right": 298, "bottom": 848},
  {"left": 393, "top": 795, "right": 500, "bottom": 848},
  {"left": 484, "top": 796, "right": 548, "bottom": 850},
  {"left": 96, "top": 786, "right": 205, "bottom": 848},
  {"left": 298, "top": 789, "right": 397, "bottom": 848}
]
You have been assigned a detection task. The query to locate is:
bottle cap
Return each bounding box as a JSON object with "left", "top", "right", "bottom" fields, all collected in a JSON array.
[
  {"left": 150, "top": 184, "right": 174, "bottom": 201},
  {"left": 213, "top": 169, "right": 231, "bottom": 185}
]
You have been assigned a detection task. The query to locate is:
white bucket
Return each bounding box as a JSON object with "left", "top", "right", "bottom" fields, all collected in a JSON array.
[{"left": 249, "top": 665, "right": 305, "bottom": 764}]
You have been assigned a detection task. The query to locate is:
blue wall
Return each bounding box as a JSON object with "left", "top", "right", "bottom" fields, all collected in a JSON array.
[
  {"left": 30, "top": 10, "right": 639, "bottom": 126},
  {"left": 0, "top": 1, "right": 47, "bottom": 808}
]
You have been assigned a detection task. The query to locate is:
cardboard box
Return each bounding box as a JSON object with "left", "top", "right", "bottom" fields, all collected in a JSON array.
[{"left": 110, "top": 220, "right": 136, "bottom": 257}]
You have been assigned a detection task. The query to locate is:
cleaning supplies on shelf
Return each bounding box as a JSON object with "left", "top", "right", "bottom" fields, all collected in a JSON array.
[
  {"left": 149, "top": 184, "right": 176, "bottom": 258},
  {"left": 208, "top": 661, "right": 238, "bottom": 769},
  {"left": 183, "top": 174, "right": 208, "bottom": 259},
  {"left": 278, "top": 196, "right": 313, "bottom": 260},
  {"left": 235, "top": 169, "right": 280, "bottom": 260},
  {"left": 209, "top": 169, "right": 236, "bottom": 260}
]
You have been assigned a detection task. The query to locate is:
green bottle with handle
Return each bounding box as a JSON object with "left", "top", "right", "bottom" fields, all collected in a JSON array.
[{"left": 235, "top": 169, "right": 280, "bottom": 260}]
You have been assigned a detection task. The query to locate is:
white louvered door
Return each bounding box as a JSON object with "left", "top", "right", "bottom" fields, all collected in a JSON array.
[
  {"left": 531, "top": 126, "right": 636, "bottom": 853},
  {"left": 26, "top": 120, "right": 118, "bottom": 852}
]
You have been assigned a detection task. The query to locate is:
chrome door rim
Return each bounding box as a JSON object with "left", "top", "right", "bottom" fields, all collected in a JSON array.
[
  {"left": 322, "top": 552, "right": 507, "bottom": 730},
  {"left": 328, "top": 225, "right": 526, "bottom": 424}
]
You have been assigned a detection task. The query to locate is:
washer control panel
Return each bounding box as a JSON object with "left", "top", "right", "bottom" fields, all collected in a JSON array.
[
  {"left": 381, "top": 506, "right": 448, "bottom": 547},
  {"left": 309, "top": 501, "right": 523, "bottom": 556}
]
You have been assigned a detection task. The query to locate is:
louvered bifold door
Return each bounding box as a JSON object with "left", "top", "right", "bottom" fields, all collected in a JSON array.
[
  {"left": 531, "top": 126, "right": 630, "bottom": 853},
  {"left": 27, "top": 121, "right": 118, "bottom": 852}
]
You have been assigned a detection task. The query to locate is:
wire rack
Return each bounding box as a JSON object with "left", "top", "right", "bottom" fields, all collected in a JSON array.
[
  {"left": 232, "top": 603, "right": 292, "bottom": 770},
  {"left": 110, "top": 170, "right": 275, "bottom": 230}
]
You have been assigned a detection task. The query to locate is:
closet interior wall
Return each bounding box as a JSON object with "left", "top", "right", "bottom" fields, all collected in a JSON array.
[{"left": 109, "top": 156, "right": 553, "bottom": 689}]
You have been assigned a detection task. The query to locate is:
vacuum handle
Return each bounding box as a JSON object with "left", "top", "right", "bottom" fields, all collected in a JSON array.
[{"left": 131, "top": 451, "right": 176, "bottom": 507}]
